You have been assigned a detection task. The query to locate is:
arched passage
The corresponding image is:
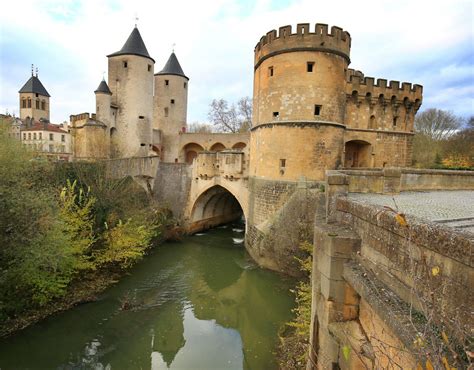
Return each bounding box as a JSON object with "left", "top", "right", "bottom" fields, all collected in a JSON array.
[
  {"left": 344, "top": 140, "right": 372, "bottom": 168},
  {"left": 189, "top": 185, "right": 244, "bottom": 233},
  {"left": 182, "top": 143, "right": 204, "bottom": 164},
  {"left": 232, "top": 142, "right": 247, "bottom": 150},
  {"left": 210, "top": 142, "right": 226, "bottom": 152}
]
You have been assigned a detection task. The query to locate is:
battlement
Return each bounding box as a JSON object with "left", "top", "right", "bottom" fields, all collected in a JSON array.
[
  {"left": 70, "top": 112, "right": 100, "bottom": 127},
  {"left": 254, "top": 23, "right": 351, "bottom": 68},
  {"left": 345, "top": 68, "right": 423, "bottom": 106}
]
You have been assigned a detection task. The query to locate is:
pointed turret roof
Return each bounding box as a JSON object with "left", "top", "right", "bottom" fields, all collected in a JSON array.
[
  {"left": 19, "top": 75, "right": 50, "bottom": 97},
  {"left": 94, "top": 79, "right": 112, "bottom": 94},
  {"left": 107, "top": 26, "right": 155, "bottom": 63},
  {"left": 155, "top": 52, "right": 188, "bottom": 80}
]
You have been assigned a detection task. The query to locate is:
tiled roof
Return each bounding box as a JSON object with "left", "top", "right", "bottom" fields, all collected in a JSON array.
[
  {"left": 19, "top": 76, "right": 51, "bottom": 97},
  {"left": 107, "top": 27, "right": 155, "bottom": 63},
  {"left": 22, "top": 122, "right": 68, "bottom": 133},
  {"left": 155, "top": 52, "right": 188, "bottom": 79}
]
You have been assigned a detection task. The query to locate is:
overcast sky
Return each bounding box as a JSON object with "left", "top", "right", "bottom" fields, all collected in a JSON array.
[{"left": 0, "top": 0, "right": 472, "bottom": 124}]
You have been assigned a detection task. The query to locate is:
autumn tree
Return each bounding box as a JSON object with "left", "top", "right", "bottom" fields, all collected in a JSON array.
[
  {"left": 208, "top": 97, "right": 252, "bottom": 133},
  {"left": 187, "top": 122, "right": 213, "bottom": 133}
]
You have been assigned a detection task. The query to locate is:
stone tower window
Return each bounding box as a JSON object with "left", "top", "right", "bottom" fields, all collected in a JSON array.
[
  {"left": 22, "top": 99, "right": 26, "bottom": 108},
  {"left": 307, "top": 62, "right": 314, "bottom": 72},
  {"left": 148, "top": 64, "right": 151, "bottom": 72},
  {"left": 184, "top": 82, "right": 187, "bottom": 88},
  {"left": 268, "top": 66, "right": 274, "bottom": 77},
  {"left": 165, "top": 80, "right": 169, "bottom": 86},
  {"left": 171, "top": 99, "right": 175, "bottom": 104},
  {"left": 279, "top": 159, "right": 286, "bottom": 175},
  {"left": 41, "top": 101, "right": 45, "bottom": 110},
  {"left": 273, "top": 111, "right": 279, "bottom": 118},
  {"left": 35, "top": 93, "right": 38, "bottom": 97},
  {"left": 370, "top": 115, "right": 376, "bottom": 129},
  {"left": 123, "top": 61, "right": 128, "bottom": 68},
  {"left": 36, "top": 100, "right": 40, "bottom": 109},
  {"left": 27, "top": 98, "right": 31, "bottom": 108},
  {"left": 314, "top": 105, "right": 322, "bottom": 116},
  {"left": 164, "top": 107, "right": 169, "bottom": 117},
  {"left": 393, "top": 116, "right": 398, "bottom": 127}
]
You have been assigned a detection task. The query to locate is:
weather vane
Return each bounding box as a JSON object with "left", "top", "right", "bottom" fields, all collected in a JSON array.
[
  {"left": 172, "top": 43, "right": 176, "bottom": 53},
  {"left": 36, "top": 67, "right": 39, "bottom": 77},
  {"left": 31, "top": 64, "right": 34, "bottom": 76},
  {"left": 134, "top": 13, "right": 139, "bottom": 27}
]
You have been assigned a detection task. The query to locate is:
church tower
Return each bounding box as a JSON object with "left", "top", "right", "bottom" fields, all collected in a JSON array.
[
  {"left": 107, "top": 26, "right": 155, "bottom": 158},
  {"left": 18, "top": 66, "right": 50, "bottom": 121},
  {"left": 153, "top": 52, "right": 189, "bottom": 162}
]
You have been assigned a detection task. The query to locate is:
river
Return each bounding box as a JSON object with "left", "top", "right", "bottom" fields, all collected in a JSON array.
[{"left": 0, "top": 223, "right": 295, "bottom": 369}]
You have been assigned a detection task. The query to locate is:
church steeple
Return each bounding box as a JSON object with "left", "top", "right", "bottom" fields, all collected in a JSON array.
[{"left": 18, "top": 65, "right": 50, "bottom": 121}]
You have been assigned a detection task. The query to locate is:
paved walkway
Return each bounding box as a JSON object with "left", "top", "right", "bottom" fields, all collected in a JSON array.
[{"left": 349, "top": 190, "right": 474, "bottom": 233}]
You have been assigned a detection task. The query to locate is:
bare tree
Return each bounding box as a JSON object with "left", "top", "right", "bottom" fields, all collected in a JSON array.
[
  {"left": 414, "top": 108, "right": 463, "bottom": 140},
  {"left": 187, "top": 122, "right": 213, "bottom": 133},
  {"left": 208, "top": 97, "right": 252, "bottom": 133}
]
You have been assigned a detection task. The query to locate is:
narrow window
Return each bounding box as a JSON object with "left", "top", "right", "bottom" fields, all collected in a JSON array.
[
  {"left": 184, "top": 82, "right": 187, "bottom": 88},
  {"left": 61, "top": 134, "right": 65, "bottom": 142},
  {"left": 36, "top": 100, "right": 40, "bottom": 109},
  {"left": 23, "top": 133, "right": 26, "bottom": 140},
  {"left": 35, "top": 93, "right": 38, "bottom": 97},
  {"left": 123, "top": 61, "right": 128, "bottom": 68},
  {"left": 280, "top": 159, "right": 286, "bottom": 168},
  {"left": 268, "top": 66, "right": 274, "bottom": 77},
  {"left": 61, "top": 145, "right": 65, "bottom": 152},
  {"left": 22, "top": 99, "right": 26, "bottom": 108},
  {"left": 393, "top": 116, "right": 398, "bottom": 127},
  {"left": 171, "top": 99, "right": 175, "bottom": 104},
  {"left": 27, "top": 99, "right": 31, "bottom": 108},
  {"left": 148, "top": 64, "right": 151, "bottom": 72},
  {"left": 314, "top": 105, "right": 322, "bottom": 116},
  {"left": 28, "top": 133, "right": 31, "bottom": 140},
  {"left": 138, "top": 115, "right": 145, "bottom": 119},
  {"left": 307, "top": 62, "right": 314, "bottom": 72},
  {"left": 273, "top": 111, "right": 279, "bottom": 118},
  {"left": 165, "top": 80, "right": 169, "bottom": 86},
  {"left": 370, "top": 115, "right": 376, "bottom": 129},
  {"left": 33, "top": 133, "right": 37, "bottom": 140},
  {"left": 164, "top": 107, "right": 169, "bottom": 117},
  {"left": 41, "top": 101, "right": 45, "bottom": 110},
  {"left": 39, "top": 133, "right": 42, "bottom": 140},
  {"left": 49, "top": 133, "right": 53, "bottom": 141}
]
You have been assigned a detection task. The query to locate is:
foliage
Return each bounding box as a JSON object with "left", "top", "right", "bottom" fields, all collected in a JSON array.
[
  {"left": 208, "top": 97, "right": 252, "bottom": 133},
  {"left": 414, "top": 108, "right": 463, "bottom": 140},
  {"left": 187, "top": 122, "right": 214, "bottom": 133},
  {"left": 0, "top": 121, "right": 172, "bottom": 324},
  {"left": 278, "top": 241, "right": 313, "bottom": 368}
]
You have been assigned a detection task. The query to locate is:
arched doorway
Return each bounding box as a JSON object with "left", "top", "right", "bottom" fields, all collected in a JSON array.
[
  {"left": 210, "top": 142, "right": 226, "bottom": 152},
  {"left": 183, "top": 143, "right": 204, "bottom": 164},
  {"left": 232, "top": 142, "right": 247, "bottom": 150},
  {"left": 344, "top": 140, "right": 372, "bottom": 168},
  {"left": 189, "top": 185, "right": 244, "bottom": 233}
]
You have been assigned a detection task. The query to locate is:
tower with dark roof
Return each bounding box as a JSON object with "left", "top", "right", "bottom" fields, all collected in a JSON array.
[
  {"left": 106, "top": 26, "right": 155, "bottom": 158},
  {"left": 153, "top": 52, "right": 189, "bottom": 162},
  {"left": 18, "top": 66, "right": 50, "bottom": 121}
]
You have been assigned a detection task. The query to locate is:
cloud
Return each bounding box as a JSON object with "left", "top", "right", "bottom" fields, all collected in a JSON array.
[{"left": 0, "top": 0, "right": 472, "bottom": 122}]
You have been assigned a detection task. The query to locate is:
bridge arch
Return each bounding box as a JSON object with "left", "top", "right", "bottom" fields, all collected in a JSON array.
[
  {"left": 188, "top": 184, "right": 247, "bottom": 234},
  {"left": 182, "top": 142, "right": 204, "bottom": 164},
  {"left": 210, "top": 142, "right": 226, "bottom": 152}
]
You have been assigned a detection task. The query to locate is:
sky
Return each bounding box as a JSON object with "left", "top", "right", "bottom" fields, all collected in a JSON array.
[{"left": 0, "top": 0, "right": 473, "bottom": 124}]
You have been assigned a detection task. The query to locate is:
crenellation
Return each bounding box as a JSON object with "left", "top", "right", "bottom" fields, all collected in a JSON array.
[
  {"left": 315, "top": 23, "right": 328, "bottom": 36},
  {"left": 278, "top": 25, "right": 292, "bottom": 38},
  {"left": 296, "top": 23, "right": 310, "bottom": 35}
]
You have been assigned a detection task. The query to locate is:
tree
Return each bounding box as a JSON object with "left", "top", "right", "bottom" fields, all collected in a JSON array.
[
  {"left": 208, "top": 97, "right": 252, "bottom": 133},
  {"left": 187, "top": 122, "right": 213, "bottom": 133},
  {"left": 414, "top": 108, "right": 463, "bottom": 140}
]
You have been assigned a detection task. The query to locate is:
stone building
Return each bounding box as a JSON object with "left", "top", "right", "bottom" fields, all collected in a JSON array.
[
  {"left": 21, "top": 121, "right": 72, "bottom": 161},
  {"left": 18, "top": 68, "right": 51, "bottom": 122}
]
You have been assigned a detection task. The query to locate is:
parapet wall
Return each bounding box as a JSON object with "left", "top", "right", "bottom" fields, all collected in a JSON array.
[
  {"left": 254, "top": 23, "right": 351, "bottom": 67},
  {"left": 346, "top": 68, "right": 423, "bottom": 105}
]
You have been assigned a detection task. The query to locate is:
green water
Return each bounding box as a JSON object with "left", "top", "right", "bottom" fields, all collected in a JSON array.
[{"left": 0, "top": 224, "right": 295, "bottom": 369}]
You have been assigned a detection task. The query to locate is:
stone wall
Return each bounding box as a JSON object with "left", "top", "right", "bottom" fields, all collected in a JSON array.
[{"left": 153, "top": 162, "right": 192, "bottom": 220}]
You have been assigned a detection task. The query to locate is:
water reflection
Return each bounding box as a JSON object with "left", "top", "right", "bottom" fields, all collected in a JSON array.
[{"left": 0, "top": 224, "right": 294, "bottom": 370}]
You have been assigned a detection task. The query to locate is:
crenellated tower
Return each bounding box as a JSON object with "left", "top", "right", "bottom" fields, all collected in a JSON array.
[
  {"left": 250, "top": 23, "right": 351, "bottom": 181},
  {"left": 107, "top": 26, "right": 155, "bottom": 158},
  {"left": 153, "top": 52, "right": 189, "bottom": 162}
]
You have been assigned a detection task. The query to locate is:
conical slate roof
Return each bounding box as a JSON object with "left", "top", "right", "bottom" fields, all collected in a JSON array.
[
  {"left": 107, "top": 27, "right": 155, "bottom": 63},
  {"left": 18, "top": 75, "right": 50, "bottom": 97},
  {"left": 155, "top": 52, "right": 188, "bottom": 80},
  {"left": 94, "top": 79, "right": 112, "bottom": 94}
]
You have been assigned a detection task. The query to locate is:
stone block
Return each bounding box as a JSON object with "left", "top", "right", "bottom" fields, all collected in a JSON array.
[{"left": 320, "top": 274, "right": 346, "bottom": 303}]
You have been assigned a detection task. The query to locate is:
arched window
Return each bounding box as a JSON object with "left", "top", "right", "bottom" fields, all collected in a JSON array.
[
  {"left": 41, "top": 100, "right": 46, "bottom": 110},
  {"left": 22, "top": 99, "right": 26, "bottom": 108},
  {"left": 369, "top": 115, "right": 376, "bottom": 129},
  {"left": 36, "top": 99, "right": 40, "bottom": 109},
  {"left": 27, "top": 98, "right": 31, "bottom": 108}
]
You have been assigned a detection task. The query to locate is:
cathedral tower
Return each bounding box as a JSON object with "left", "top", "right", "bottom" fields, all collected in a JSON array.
[{"left": 18, "top": 67, "right": 50, "bottom": 121}]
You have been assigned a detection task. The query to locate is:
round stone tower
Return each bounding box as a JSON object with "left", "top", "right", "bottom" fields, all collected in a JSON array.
[
  {"left": 153, "top": 52, "right": 189, "bottom": 162},
  {"left": 94, "top": 78, "right": 112, "bottom": 126},
  {"left": 107, "top": 26, "right": 155, "bottom": 158},
  {"left": 250, "top": 23, "right": 351, "bottom": 181}
]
